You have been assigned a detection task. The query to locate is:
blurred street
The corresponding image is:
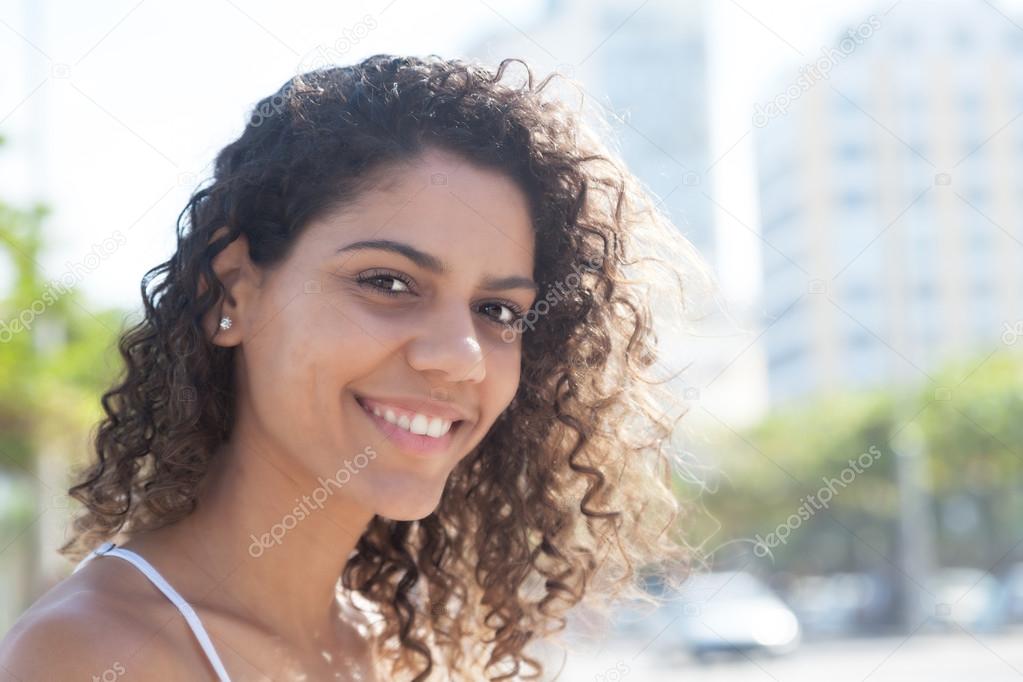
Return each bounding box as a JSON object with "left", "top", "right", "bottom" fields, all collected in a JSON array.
[{"left": 553, "top": 628, "right": 1023, "bottom": 681}]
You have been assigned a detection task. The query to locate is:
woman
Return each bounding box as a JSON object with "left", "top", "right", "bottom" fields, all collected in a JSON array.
[{"left": 0, "top": 54, "right": 704, "bottom": 680}]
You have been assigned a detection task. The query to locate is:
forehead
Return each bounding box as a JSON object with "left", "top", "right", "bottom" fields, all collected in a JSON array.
[{"left": 305, "top": 148, "right": 535, "bottom": 271}]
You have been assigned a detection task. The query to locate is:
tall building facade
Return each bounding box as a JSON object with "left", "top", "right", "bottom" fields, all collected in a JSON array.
[{"left": 754, "top": 1, "right": 1023, "bottom": 403}]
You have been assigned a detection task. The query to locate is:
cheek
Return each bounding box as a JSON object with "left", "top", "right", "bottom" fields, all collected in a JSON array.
[
  {"left": 480, "top": 341, "right": 523, "bottom": 418},
  {"left": 304, "top": 289, "right": 415, "bottom": 362},
  {"left": 319, "top": 296, "right": 414, "bottom": 349},
  {"left": 242, "top": 301, "right": 377, "bottom": 443},
  {"left": 243, "top": 325, "right": 325, "bottom": 441}
]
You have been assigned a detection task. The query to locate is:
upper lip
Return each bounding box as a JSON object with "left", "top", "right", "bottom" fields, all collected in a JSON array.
[{"left": 354, "top": 393, "right": 475, "bottom": 423}]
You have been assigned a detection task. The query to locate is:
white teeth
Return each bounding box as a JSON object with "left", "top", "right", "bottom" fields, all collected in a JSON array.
[
  {"left": 363, "top": 399, "right": 454, "bottom": 439},
  {"left": 410, "top": 414, "right": 429, "bottom": 435}
]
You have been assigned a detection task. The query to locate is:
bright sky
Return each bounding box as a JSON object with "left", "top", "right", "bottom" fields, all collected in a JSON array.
[{"left": 3, "top": 0, "right": 1023, "bottom": 312}]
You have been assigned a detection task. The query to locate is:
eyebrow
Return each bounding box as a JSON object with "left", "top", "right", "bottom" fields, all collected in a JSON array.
[{"left": 336, "top": 239, "right": 538, "bottom": 292}]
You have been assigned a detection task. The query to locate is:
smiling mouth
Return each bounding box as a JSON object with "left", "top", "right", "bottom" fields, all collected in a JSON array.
[{"left": 352, "top": 393, "right": 466, "bottom": 455}]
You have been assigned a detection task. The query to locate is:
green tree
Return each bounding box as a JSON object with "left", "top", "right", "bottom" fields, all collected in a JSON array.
[
  {"left": 0, "top": 136, "right": 124, "bottom": 620},
  {"left": 686, "top": 351, "right": 1023, "bottom": 575}
]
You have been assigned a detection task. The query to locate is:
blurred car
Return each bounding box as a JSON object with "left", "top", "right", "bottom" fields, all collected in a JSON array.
[
  {"left": 669, "top": 570, "right": 801, "bottom": 662},
  {"left": 784, "top": 572, "right": 893, "bottom": 636}
]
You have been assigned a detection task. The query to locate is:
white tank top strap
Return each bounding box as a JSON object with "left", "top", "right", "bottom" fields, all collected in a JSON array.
[{"left": 74, "top": 542, "right": 233, "bottom": 682}]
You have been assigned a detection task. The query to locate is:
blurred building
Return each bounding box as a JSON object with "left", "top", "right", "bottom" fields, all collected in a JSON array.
[
  {"left": 754, "top": 0, "right": 1023, "bottom": 403},
  {"left": 466, "top": 0, "right": 769, "bottom": 427},
  {"left": 467, "top": 0, "right": 714, "bottom": 264}
]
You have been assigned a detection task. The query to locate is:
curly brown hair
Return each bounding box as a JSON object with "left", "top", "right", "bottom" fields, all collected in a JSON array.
[{"left": 60, "top": 54, "right": 709, "bottom": 681}]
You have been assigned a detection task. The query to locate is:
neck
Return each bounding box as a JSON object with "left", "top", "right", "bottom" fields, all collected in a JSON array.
[{"left": 123, "top": 432, "right": 375, "bottom": 650}]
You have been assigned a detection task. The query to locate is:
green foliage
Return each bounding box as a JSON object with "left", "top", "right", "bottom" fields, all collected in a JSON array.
[
  {"left": 916, "top": 354, "right": 1023, "bottom": 494},
  {"left": 0, "top": 172, "right": 124, "bottom": 473},
  {"left": 685, "top": 351, "right": 1023, "bottom": 573}
]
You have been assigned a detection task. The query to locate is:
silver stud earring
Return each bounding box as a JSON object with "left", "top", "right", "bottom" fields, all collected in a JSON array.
[{"left": 219, "top": 316, "right": 232, "bottom": 330}]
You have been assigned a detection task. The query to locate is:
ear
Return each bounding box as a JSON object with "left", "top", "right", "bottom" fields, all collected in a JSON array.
[{"left": 199, "top": 226, "right": 263, "bottom": 347}]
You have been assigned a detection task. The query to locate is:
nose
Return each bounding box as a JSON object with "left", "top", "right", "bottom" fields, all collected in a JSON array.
[{"left": 405, "top": 302, "right": 487, "bottom": 384}]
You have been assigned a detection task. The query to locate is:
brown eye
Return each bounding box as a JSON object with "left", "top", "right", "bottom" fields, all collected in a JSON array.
[
  {"left": 480, "top": 301, "right": 525, "bottom": 327},
  {"left": 356, "top": 270, "right": 415, "bottom": 296}
]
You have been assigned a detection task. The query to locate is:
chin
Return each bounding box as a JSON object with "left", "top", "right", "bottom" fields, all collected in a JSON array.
[{"left": 369, "top": 481, "right": 446, "bottom": 522}]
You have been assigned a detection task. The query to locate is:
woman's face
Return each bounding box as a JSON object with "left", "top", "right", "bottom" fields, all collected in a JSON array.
[{"left": 230, "top": 148, "right": 537, "bottom": 520}]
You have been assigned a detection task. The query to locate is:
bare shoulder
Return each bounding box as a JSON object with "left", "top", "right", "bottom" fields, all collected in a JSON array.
[
  {"left": 0, "top": 598, "right": 143, "bottom": 679},
  {"left": 0, "top": 560, "right": 210, "bottom": 681}
]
